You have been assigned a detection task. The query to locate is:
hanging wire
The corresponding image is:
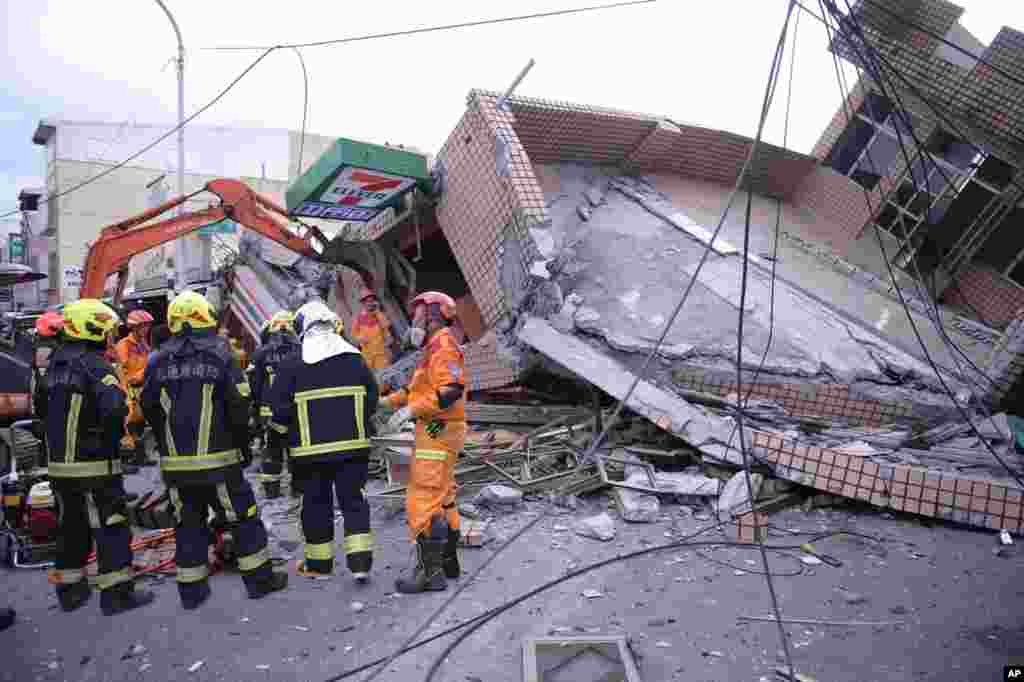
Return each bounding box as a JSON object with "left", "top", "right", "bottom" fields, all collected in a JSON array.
[
  {"left": 0, "top": 48, "right": 277, "bottom": 221},
  {"left": 204, "top": 0, "right": 657, "bottom": 50},
  {"left": 292, "top": 46, "right": 309, "bottom": 178}
]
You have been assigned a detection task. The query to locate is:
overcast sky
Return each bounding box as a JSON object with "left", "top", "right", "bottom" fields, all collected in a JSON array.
[{"left": 1, "top": 0, "right": 1021, "bottom": 219}]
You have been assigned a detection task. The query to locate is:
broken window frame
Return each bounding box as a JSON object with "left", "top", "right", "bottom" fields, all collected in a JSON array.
[{"left": 522, "top": 636, "right": 642, "bottom": 682}]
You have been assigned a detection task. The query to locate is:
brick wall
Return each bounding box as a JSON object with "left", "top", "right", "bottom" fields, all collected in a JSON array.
[
  {"left": 672, "top": 365, "right": 922, "bottom": 427},
  {"left": 429, "top": 92, "right": 549, "bottom": 391},
  {"left": 789, "top": 165, "right": 880, "bottom": 254},
  {"left": 942, "top": 263, "right": 1024, "bottom": 329},
  {"left": 753, "top": 432, "right": 1023, "bottom": 532}
]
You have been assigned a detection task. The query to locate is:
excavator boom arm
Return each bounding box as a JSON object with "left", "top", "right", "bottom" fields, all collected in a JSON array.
[{"left": 80, "top": 178, "right": 322, "bottom": 301}]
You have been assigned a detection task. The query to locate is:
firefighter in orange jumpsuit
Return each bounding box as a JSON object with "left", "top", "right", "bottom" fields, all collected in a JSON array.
[
  {"left": 115, "top": 310, "right": 155, "bottom": 468},
  {"left": 351, "top": 289, "right": 393, "bottom": 371},
  {"left": 382, "top": 291, "right": 466, "bottom": 593}
]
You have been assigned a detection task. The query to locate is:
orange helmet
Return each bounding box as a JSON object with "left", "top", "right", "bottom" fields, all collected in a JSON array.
[
  {"left": 410, "top": 291, "right": 456, "bottom": 321},
  {"left": 126, "top": 310, "right": 155, "bottom": 327},
  {"left": 36, "top": 311, "right": 64, "bottom": 337}
]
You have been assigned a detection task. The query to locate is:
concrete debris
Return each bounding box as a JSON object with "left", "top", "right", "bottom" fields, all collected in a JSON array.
[
  {"left": 575, "top": 513, "right": 617, "bottom": 541},
  {"left": 476, "top": 485, "right": 524, "bottom": 506},
  {"left": 716, "top": 472, "right": 763, "bottom": 517},
  {"left": 614, "top": 475, "right": 661, "bottom": 523},
  {"left": 653, "top": 471, "right": 722, "bottom": 501},
  {"left": 800, "top": 556, "right": 823, "bottom": 566},
  {"left": 350, "top": 602, "right": 365, "bottom": 613},
  {"left": 974, "top": 413, "right": 1012, "bottom": 441},
  {"left": 833, "top": 440, "right": 878, "bottom": 457},
  {"left": 1000, "top": 529, "right": 1013, "bottom": 546},
  {"left": 121, "top": 644, "right": 147, "bottom": 660},
  {"left": 188, "top": 661, "right": 205, "bottom": 674},
  {"left": 577, "top": 205, "right": 592, "bottom": 222},
  {"left": 460, "top": 520, "right": 491, "bottom": 547}
]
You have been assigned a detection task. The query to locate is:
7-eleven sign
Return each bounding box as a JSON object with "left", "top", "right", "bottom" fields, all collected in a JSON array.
[{"left": 320, "top": 167, "right": 417, "bottom": 209}]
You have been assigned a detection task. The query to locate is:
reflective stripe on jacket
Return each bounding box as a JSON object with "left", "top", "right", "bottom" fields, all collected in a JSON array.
[
  {"left": 141, "top": 331, "right": 251, "bottom": 485},
  {"left": 35, "top": 343, "right": 127, "bottom": 487},
  {"left": 268, "top": 350, "right": 379, "bottom": 466}
]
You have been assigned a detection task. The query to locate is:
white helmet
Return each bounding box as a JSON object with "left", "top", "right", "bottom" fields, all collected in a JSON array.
[{"left": 293, "top": 300, "right": 338, "bottom": 339}]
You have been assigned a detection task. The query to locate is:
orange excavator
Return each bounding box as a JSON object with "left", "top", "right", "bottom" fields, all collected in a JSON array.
[{"left": 80, "top": 178, "right": 327, "bottom": 303}]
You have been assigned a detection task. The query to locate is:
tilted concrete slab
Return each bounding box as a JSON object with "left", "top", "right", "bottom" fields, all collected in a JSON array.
[{"left": 517, "top": 316, "right": 745, "bottom": 452}]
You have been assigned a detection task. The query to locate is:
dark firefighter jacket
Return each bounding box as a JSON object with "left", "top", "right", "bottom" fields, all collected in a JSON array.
[
  {"left": 267, "top": 350, "right": 379, "bottom": 467},
  {"left": 34, "top": 341, "right": 127, "bottom": 487},
  {"left": 140, "top": 330, "right": 251, "bottom": 486},
  {"left": 250, "top": 334, "right": 300, "bottom": 419}
]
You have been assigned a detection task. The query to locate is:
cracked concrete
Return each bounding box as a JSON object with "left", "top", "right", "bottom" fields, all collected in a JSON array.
[{"left": 520, "top": 164, "right": 972, "bottom": 431}]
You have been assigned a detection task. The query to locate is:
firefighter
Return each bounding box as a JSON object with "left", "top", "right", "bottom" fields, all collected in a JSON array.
[
  {"left": 381, "top": 291, "right": 466, "bottom": 593},
  {"left": 249, "top": 311, "right": 299, "bottom": 499},
  {"left": 141, "top": 291, "right": 288, "bottom": 610},
  {"left": 35, "top": 299, "right": 155, "bottom": 615},
  {"left": 267, "top": 300, "right": 378, "bottom": 581},
  {"left": 115, "top": 310, "right": 155, "bottom": 468},
  {"left": 351, "top": 289, "right": 394, "bottom": 371}
]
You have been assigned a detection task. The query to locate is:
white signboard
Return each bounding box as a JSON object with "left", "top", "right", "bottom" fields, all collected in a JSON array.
[{"left": 320, "top": 167, "right": 416, "bottom": 208}]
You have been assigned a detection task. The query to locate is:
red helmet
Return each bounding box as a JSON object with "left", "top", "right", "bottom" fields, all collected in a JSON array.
[
  {"left": 35, "top": 311, "right": 64, "bottom": 337},
  {"left": 410, "top": 291, "right": 457, "bottom": 321},
  {"left": 126, "top": 310, "right": 155, "bottom": 327}
]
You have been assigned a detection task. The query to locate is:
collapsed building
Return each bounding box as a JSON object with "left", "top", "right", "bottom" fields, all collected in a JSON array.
[{"left": 214, "top": 0, "right": 1024, "bottom": 535}]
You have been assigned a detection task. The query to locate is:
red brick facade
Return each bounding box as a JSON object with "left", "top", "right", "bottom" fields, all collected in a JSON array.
[{"left": 942, "top": 264, "right": 1024, "bottom": 329}]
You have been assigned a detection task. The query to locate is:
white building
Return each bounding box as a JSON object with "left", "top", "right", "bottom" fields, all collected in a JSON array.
[{"left": 30, "top": 119, "right": 402, "bottom": 303}]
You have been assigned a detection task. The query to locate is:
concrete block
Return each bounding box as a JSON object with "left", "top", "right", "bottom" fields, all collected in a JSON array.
[
  {"left": 574, "top": 512, "right": 617, "bottom": 541},
  {"left": 716, "top": 472, "right": 763, "bottom": 517},
  {"left": 459, "top": 520, "right": 492, "bottom": 547},
  {"left": 476, "top": 485, "right": 524, "bottom": 506},
  {"left": 613, "top": 476, "right": 661, "bottom": 523},
  {"left": 654, "top": 471, "right": 721, "bottom": 498}
]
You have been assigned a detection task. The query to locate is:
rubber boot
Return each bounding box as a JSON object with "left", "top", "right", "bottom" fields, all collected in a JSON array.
[
  {"left": 181, "top": 581, "right": 211, "bottom": 610},
  {"left": 100, "top": 582, "right": 155, "bottom": 616},
  {"left": 262, "top": 482, "right": 281, "bottom": 500},
  {"left": 247, "top": 571, "right": 289, "bottom": 599},
  {"left": 395, "top": 536, "right": 447, "bottom": 594},
  {"left": 443, "top": 528, "right": 461, "bottom": 579},
  {"left": 56, "top": 579, "right": 92, "bottom": 612},
  {"left": 0, "top": 607, "right": 14, "bottom": 631}
]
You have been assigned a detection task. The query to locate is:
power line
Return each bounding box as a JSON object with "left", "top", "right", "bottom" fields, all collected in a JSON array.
[
  {"left": 292, "top": 46, "right": 310, "bottom": 178},
  {"left": 204, "top": 0, "right": 657, "bottom": 51},
  {"left": 0, "top": 47, "right": 277, "bottom": 222}
]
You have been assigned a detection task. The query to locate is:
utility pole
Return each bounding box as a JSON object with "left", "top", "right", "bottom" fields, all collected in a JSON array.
[{"left": 155, "top": 0, "right": 187, "bottom": 289}]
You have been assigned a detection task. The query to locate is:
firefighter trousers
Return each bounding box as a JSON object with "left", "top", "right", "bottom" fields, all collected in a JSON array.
[
  {"left": 168, "top": 472, "right": 272, "bottom": 606},
  {"left": 51, "top": 478, "right": 133, "bottom": 592},
  {"left": 258, "top": 431, "right": 286, "bottom": 488},
  {"left": 294, "top": 455, "right": 372, "bottom": 575},
  {"left": 407, "top": 420, "right": 466, "bottom": 541}
]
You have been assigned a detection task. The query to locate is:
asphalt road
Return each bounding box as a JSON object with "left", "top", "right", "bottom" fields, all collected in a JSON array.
[{"left": 3, "top": 479, "right": 1023, "bottom": 682}]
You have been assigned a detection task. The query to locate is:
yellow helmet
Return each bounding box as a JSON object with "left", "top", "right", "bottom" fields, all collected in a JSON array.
[
  {"left": 63, "top": 299, "right": 120, "bottom": 343},
  {"left": 268, "top": 311, "right": 295, "bottom": 334},
  {"left": 167, "top": 290, "right": 217, "bottom": 334}
]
